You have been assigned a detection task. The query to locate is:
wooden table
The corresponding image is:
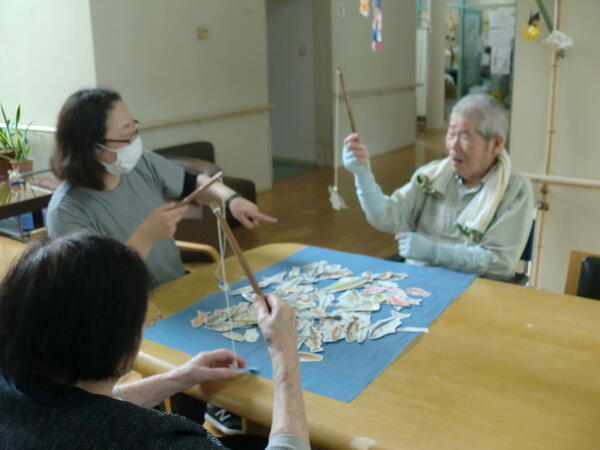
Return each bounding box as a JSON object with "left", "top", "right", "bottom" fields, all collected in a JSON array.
[
  {"left": 0, "top": 172, "right": 59, "bottom": 240},
  {"left": 135, "top": 243, "right": 600, "bottom": 450}
]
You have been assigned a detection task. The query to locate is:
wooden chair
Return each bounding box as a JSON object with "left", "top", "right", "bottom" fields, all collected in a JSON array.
[
  {"left": 29, "top": 228, "right": 219, "bottom": 264},
  {"left": 564, "top": 250, "right": 600, "bottom": 297}
]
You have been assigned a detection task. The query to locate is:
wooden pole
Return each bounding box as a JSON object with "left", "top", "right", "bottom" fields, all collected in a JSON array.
[
  {"left": 211, "top": 204, "right": 263, "bottom": 297},
  {"left": 523, "top": 173, "right": 600, "bottom": 191},
  {"left": 533, "top": 0, "right": 562, "bottom": 289},
  {"left": 338, "top": 67, "right": 357, "bottom": 133}
]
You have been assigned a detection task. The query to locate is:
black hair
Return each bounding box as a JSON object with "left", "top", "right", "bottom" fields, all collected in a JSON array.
[
  {"left": 51, "top": 88, "right": 122, "bottom": 190},
  {"left": 0, "top": 233, "right": 152, "bottom": 384}
]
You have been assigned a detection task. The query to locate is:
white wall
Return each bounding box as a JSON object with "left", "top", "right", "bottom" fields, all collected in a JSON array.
[
  {"left": 330, "top": 0, "right": 416, "bottom": 159},
  {"left": 267, "top": 0, "right": 316, "bottom": 164},
  {"left": 0, "top": 0, "right": 97, "bottom": 169},
  {"left": 510, "top": 0, "right": 600, "bottom": 292},
  {"left": 427, "top": 0, "right": 446, "bottom": 129},
  {"left": 89, "top": 0, "right": 273, "bottom": 191}
]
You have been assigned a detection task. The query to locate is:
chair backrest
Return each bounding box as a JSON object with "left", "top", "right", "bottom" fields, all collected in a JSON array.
[
  {"left": 520, "top": 220, "right": 535, "bottom": 262},
  {"left": 564, "top": 250, "right": 600, "bottom": 296},
  {"left": 576, "top": 257, "right": 600, "bottom": 300}
]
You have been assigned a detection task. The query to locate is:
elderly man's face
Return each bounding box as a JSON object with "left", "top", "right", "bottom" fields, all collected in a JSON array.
[{"left": 445, "top": 114, "right": 502, "bottom": 187}]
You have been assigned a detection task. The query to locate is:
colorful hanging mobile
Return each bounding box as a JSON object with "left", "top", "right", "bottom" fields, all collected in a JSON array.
[
  {"left": 371, "top": 0, "right": 383, "bottom": 52},
  {"left": 359, "top": 0, "right": 370, "bottom": 17},
  {"left": 522, "top": 11, "right": 541, "bottom": 41}
]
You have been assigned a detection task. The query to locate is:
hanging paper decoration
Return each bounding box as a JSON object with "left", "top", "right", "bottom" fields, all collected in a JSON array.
[
  {"left": 371, "top": 0, "right": 383, "bottom": 52},
  {"left": 523, "top": 11, "right": 541, "bottom": 41},
  {"left": 359, "top": 0, "right": 370, "bottom": 17},
  {"left": 543, "top": 30, "right": 574, "bottom": 50}
]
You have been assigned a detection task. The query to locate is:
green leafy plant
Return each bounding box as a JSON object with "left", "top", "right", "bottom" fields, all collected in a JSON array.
[{"left": 0, "top": 104, "right": 32, "bottom": 162}]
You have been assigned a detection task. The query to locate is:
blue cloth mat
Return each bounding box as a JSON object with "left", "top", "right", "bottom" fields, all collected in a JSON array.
[{"left": 145, "top": 246, "right": 476, "bottom": 402}]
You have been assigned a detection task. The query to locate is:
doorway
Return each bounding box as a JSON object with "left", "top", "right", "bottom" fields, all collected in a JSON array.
[
  {"left": 445, "top": 1, "right": 517, "bottom": 116},
  {"left": 266, "top": 0, "right": 318, "bottom": 180}
]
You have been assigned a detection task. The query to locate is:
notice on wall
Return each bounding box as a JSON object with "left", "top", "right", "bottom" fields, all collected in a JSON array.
[
  {"left": 489, "top": 28, "right": 513, "bottom": 47},
  {"left": 489, "top": 10, "right": 515, "bottom": 29},
  {"left": 491, "top": 46, "right": 511, "bottom": 75},
  {"left": 488, "top": 9, "right": 514, "bottom": 75}
]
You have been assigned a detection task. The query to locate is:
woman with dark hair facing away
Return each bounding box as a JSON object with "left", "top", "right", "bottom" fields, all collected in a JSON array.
[
  {"left": 0, "top": 233, "right": 309, "bottom": 449},
  {"left": 47, "top": 88, "right": 277, "bottom": 286}
]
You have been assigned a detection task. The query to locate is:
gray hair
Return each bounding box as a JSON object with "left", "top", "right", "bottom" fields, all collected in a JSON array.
[{"left": 451, "top": 94, "right": 509, "bottom": 141}]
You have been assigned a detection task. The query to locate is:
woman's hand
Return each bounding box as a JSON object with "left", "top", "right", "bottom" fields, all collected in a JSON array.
[
  {"left": 175, "top": 349, "right": 246, "bottom": 388},
  {"left": 116, "top": 349, "right": 245, "bottom": 408},
  {"left": 127, "top": 202, "right": 187, "bottom": 258},
  {"left": 229, "top": 197, "right": 277, "bottom": 229}
]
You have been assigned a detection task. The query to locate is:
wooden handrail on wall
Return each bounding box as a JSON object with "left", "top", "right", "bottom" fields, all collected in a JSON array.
[
  {"left": 139, "top": 104, "right": 274, "bottom": 131},
  {"left": 1, "top": 104, "right": 274, "bottom": 135},
  {"left": 523, "top": 172, "right": 600, "bottom": 191},
  {"left": 336, "top": 84, "right": 420, "bottom": 100}
]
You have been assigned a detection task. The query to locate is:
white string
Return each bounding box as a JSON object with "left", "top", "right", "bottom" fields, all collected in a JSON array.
[
  {"left": 214, "top": 202, "right": 238, "bottom": 367},
  {"left": 333, "top": 70, "right": 341, "bottom": 189}
]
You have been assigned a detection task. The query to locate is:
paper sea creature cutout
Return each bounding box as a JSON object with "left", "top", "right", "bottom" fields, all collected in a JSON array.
[
  {"left": 244, "top": 328, "right": 260, "bottom": 342},
  {"left": 299, "top": 352, "right": 324, "bottom": 362},
  {"left": 324, "top": 276, "right": 369, "bottom": 293},
  {"left": 369, "top": 310, "right": 405, "bottom": 340},
  {"left": 406, "top": 287, "right": 430, "bottom": 297},
  {"left": 190, "top": 311, "right": 207, "bottom": 328},
  {"left": 222, "top": 331, "right": 245, "bottom": 342}
]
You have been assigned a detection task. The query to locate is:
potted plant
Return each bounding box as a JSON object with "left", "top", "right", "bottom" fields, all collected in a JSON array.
[{"left": 0, "top": 103, "right": 33, "bottom": 182}]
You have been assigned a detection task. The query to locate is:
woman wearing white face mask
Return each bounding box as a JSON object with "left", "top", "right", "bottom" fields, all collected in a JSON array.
[{"left": 47, "top": 89, "right": 277, "bottom": 286}]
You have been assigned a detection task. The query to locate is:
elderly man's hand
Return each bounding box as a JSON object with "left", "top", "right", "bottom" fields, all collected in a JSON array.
[
  {"left": 176, "top": 349, "right": 246, "bottom": 388},
  {"left": 395, "top": 232, "right": 436, "bottom": 262},
  {"left": 343, "top": 133, "right": 371, "bottom": 176},
  {"left": 229, "top": 197, "right": 277, "bottom": 229}
]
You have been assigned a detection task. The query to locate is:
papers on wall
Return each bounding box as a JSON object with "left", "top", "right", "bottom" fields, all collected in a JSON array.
[
  {"left": 491, "top": 47, "right": 511, "bottom": 75},
  {"left": 489, "top": 9, "right": 514, "bottom": 75}
]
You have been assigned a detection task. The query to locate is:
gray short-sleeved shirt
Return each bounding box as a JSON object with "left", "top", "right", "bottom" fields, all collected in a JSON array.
[{"left": 47, "top": 150, "right": 186, "bottom": 286}]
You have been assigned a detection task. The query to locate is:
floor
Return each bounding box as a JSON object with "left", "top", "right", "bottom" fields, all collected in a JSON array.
[
  {"left": 272, "top": 161, "right": 316, "bottom": 180},
  {"left": 0, "top": 130, "right": 448, "bottom": 278}
]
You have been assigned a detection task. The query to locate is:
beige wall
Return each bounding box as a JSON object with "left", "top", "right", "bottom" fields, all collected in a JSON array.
[
  {"left": 0, "top": 0, "right": 96, "bottom": 168},
  {"left": 510, "top": 0, "right": 600, "bottom": 292},
  {"left": 329, "top": 0, "right": 416, "bottom": 160},
  {"left": 89, "top": 0, "right": 273, "bottom": 191}
]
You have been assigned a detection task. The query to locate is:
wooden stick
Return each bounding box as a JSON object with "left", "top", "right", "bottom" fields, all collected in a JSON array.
[
  {"left": 211, "top": 203, "right": 263, "bottom": 297},
  {"left": 338, "top": 67, "right": 357, "bottom": 133},
  {"left": 174, "top": 171, "right": 222, "bottom": 208},
  {"left": 533, "top": 0, "right": 563, "bottom": 289}
]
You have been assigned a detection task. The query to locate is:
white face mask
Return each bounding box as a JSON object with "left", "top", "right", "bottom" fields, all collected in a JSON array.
[{"left": 97, "top": 136, "right": 143, "bottom": 176}]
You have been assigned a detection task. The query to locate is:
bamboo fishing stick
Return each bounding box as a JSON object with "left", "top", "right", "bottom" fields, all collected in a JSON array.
[
  {"left": 174, "top": 171, "right": 223, "bottom": 208},
  {"left": 338, "top": 67, "right": 357, "bottom": 133},
  {"left": 211, "top": 203, "right": 263, "bottom": 297}
]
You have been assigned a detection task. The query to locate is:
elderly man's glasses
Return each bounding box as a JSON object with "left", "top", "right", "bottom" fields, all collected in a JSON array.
[{"left": 446, "top": 130, "right": 485, "bottom": 146}]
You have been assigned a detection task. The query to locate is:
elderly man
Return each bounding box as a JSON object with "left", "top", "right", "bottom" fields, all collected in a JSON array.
[{"left": 343, "top": 94, "right": 534, "bottom": 281}]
